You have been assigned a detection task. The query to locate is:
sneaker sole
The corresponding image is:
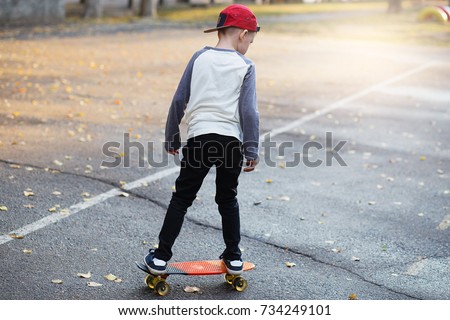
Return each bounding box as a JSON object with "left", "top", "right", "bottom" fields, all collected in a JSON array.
[
  {"left": 144, "top": 259, "right": 166, "bottom": 276},
  {"left": 225, "top": 267, "right": 243, "bottom": 276}
]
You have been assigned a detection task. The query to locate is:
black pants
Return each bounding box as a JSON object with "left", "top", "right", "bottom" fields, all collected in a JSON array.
[{"left": 155, "top": 134, "right": 243, "bottom": 261}]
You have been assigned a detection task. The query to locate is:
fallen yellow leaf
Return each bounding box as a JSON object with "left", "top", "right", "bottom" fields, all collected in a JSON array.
[
  {"left": 9, "top": 233, "right": 24, "bottom": 239},
  {"left": 0, "top": 205, "right": 8, "bottom": 211},
  {"left": 12, "top": 111, "right": 21, "bottom": 118},
  {"left": 104, "top": 274, "right": 118, "bottom": 281},
  {"left": 23, "top": 249, "right": 32, "bottom": 254},
  {"left": 348, "top": 293, "right": 357, "bottom": 300}
]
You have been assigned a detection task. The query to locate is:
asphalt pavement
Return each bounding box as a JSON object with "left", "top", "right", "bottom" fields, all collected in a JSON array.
[{"left": 0, "top": 21, "right": 449, "bottom": 301}]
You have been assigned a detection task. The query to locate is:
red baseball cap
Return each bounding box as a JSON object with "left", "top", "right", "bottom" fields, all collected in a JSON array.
[{"left": 204, "top": 4, "right": 260, "bottom": 33}]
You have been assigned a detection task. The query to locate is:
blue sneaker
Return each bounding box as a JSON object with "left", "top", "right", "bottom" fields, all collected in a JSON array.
[
  {"left": 144, "top": 249, "right": 167, "bottom": 275},
  {"left": 222, "top": 257, "right": 243, "bottom": 275}
]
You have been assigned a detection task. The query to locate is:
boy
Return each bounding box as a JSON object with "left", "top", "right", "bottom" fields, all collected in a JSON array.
[{"left": 144, "top": 4, "right": 260, "bottom": 276}]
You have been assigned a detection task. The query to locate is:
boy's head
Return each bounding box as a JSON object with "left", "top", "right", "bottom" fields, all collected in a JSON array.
[
  {"left": 204, "top": 4, "right": 260, "bottom": 34},
  {"left": 205, "top": 4, "right": 260, "bottom": 55}
]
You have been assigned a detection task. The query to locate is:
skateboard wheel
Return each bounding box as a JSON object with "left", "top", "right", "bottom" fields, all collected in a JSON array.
[
  {"left": 224, "top": 274, "right": 234, "bottom": 285},
  {"left": 232, "top": 276, "right": 248, "bottom": 292},
  {"left": 144, "top": 274, "right": 156, "bottom": 289},
  {"left": 155, "top": 280, "right": 171, "bottom": 296}
]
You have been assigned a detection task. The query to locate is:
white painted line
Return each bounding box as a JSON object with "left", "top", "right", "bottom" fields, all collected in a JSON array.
[
  {"left": 376, "top": 86, "right": 450, "bottom": 102},
  {"left": 121, "top": 166, "right": 179, "bottom": 191},
  {"left": 0, "top": 167, "right": 180, "bottom": 246},
  {"left": 0, "top": 61, "right": 436, "bottom": 246},
  {"left": 265, "top": 61, "right": 437, "bottom": 139},
  {"left": 0, "top": 189, "right": 121, "bottom": 245}
]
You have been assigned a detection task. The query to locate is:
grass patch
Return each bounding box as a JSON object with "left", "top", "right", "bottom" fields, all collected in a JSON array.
[{"left": 157, "top": 2, "right": 449, "bottom": 47}]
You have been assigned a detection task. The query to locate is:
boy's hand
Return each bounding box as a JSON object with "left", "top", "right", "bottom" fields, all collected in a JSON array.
[
  {"left": 243, "top": 157, "right": 259, "bottom": 172},
  {"left": 167, "top": 149, "right": 179, "bottom": 155}
]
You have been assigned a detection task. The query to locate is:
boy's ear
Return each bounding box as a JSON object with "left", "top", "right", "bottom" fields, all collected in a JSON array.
[{"left": 239, "top": 29, "right": 249, "bottom": 40}]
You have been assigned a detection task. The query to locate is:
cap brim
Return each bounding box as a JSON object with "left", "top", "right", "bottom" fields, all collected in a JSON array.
[
  {"left": 204, "top": 26, "right": 260, "bottom": 33},
  {"left": 203, "top": 26, "right": 230, "bottom": 33}
]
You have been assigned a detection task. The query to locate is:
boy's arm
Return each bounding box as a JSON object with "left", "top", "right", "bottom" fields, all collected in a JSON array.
[
  {"left": 239, "top": 63, "right": 260, "bottom": 169},
  {"left": 164, "top": 55, "right": 197, "bottom": 153}
]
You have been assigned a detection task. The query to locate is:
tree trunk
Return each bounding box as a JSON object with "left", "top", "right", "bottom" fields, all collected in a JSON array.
[
  {"left": 84, "top": 0, "right": 103, "bottom": 18},
  {"left": 140, "top": 0, "right": 157, "bottom": 17},
  {"left": 387, "top": 0, "right": 402, "bottom": 14}
]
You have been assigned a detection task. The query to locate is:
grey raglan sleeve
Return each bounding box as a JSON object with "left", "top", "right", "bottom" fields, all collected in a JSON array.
[
  {"left": 164, "top": 54, "right": 197, "bottom": 152},
  {"left": 238, "top": 64, "right": 260, "bottom": 161}
]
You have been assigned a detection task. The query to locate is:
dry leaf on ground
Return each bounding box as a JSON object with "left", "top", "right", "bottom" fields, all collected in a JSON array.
[
  {"left": 104, "top": 274, "right": 118, "bottom": 281},
  {"left": 9, "top": 233, "right": 24, "bottom": 239},
  {"left": 184, "top": 286, "right": 201, "bottom": 293},
  {"left": 77, "top": 271, "right": 92, "bottom": 279},
  {"left": 87, "top": 282, "right": 102, "bottom": 287},
  {"left": 285, "top": 262, "right": 296, "bottom": 268}
]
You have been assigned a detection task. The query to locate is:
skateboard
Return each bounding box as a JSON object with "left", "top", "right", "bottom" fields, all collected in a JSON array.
[{"left": 135, "top": 260, "right": 255, "bottom": 296}]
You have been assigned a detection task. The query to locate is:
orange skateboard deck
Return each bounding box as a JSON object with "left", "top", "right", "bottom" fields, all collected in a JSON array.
[{"left": 135, "top": 260, "right": 255, "bottom": 296}]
